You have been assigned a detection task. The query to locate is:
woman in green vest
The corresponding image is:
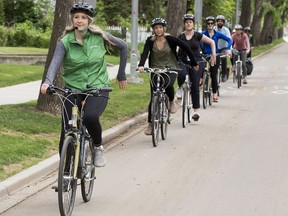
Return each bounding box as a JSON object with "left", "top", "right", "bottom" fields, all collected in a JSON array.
[{"left": 40, "top": 2, "right": 128, "bottom": 167}]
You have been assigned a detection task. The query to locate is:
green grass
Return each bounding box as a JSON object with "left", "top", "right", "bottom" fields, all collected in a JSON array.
[
  {"left": 0, "top": 38, "right": 285, "bottom": 180},
  {"left": 0, "top": 47, "right": 48, "bottom": 54},
  {"left": 0, "top": 74, "right": 150, "bottom": 180}
]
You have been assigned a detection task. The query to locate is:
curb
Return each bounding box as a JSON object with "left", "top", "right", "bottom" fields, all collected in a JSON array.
[{"left": 0, "top": 112, "right": 147, "bottom": 200}]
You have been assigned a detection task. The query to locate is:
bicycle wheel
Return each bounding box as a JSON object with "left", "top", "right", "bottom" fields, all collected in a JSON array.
[
  {"left": 182, "top": 86, "right": 188, "bottom": 128},
  {"left": 202, "top": 74, "right": 208, "bottom": 109},
  {"left": 217, "top": 68, "right": 221, "bottom": 96},
  {"left": 237, "top": 63, "right": 241, "bottom": 88},
  {"left": 161, "top": 94, "right": 169, "bottom": 139},
  {"left": 187, "top": 90, "right": 192, "bottom": 123},
  {"left": 58, "top": 135, "right": 77, "bottom": 216},
  {"left": 151, "top": 95, "right": 160, "bottom": 147},
  {"left": 81, "top": 138, "right": 95, "bottom": 202}
]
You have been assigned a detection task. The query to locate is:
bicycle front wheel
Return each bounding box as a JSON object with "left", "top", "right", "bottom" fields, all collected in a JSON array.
[
  {"left": 182, "top": 86, "right": 188, "bottom": 128},
  {"left": 161, "top": 94, "right": 169, "bottom": 140},
  {"left": 237, "top": 63, "right": 241, "bottom": 88},
  {"left": 81, "top": 138, "right": 95, "bottom": 202},
  {"left": 151, "top": 95, "right": 160, "bottom": 147},
  {"left": 202, "top": 74, "right": 208, "bottom": 109},
  {"left": 58, "top": 135, "right": 77, "bottom": 216}
]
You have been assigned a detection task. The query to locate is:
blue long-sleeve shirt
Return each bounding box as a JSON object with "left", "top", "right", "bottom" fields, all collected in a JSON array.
[{"left": 202, "top": 30, "right": 232, "bottom": 54}]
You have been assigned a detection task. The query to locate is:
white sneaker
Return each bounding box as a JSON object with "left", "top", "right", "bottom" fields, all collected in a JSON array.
[
  {"left": 93, "top": 145, "right": 106, "bottom": 167},
  {"left": 176, "top": 87, "right": 182, "bottom": 99},
  {"left": 169, "top": 100, "right": 177, "bottom": 114}
]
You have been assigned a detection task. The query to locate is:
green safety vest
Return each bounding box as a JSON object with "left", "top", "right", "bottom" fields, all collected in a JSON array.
[{"left": 60, "top": 31, "right": 109, "bottom": 90}]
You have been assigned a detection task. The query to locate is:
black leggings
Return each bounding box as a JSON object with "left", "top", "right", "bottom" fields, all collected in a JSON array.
[
  {"left": 147, "top": 71, "right": 177, "bottom": 122},
  {"left": 178, "top": 62, "right": 202, "bottom": 109},
  {"left": 59, "top": 93, "right": 109, "bottom": 154},
  {"left": 210, "top": 56, "right": 221, "bottom": 94}
]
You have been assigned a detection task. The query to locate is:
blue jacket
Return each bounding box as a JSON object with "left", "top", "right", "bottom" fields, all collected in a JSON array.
[{"left": 202, "top": 30, "right": 232, "bottom": 54}]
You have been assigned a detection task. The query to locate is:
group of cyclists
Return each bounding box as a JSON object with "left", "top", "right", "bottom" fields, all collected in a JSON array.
[
  {"left": 40, "top": 1, "right": 252, "bottom": 172},
  {"left": 139, "top": 14, "right": 252, "bottom": 135}
]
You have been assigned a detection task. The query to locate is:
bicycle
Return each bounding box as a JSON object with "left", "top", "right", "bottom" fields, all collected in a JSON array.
[
  {"left": 216, "top": 53, "right": 227, "bottom": 96},
  {"left": 232, "top": 49, "right": 246, "bottom": 88},
  {"left": 143, "top": 67, "right": 177, "bottom": 147},
  {"left": 199, "top": 54, "right": 212, "bottom": 109},
  {"left": 47, "top": 85, "right": 112, "bottom": 216},
  {"left": 180, "top": 67, "right": 192, "bottom": 128}
]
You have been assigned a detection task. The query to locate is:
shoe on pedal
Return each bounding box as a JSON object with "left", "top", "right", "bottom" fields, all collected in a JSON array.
[
  {"left": 93, "top": 145, "right": 106, "bottom": 167},
  {"left": 144, "top": 123, "right": 152, "bottom": 135},
  {"left": 222, "top": 73, "right": 228, "bottom": 82},
  {"left": 169, "top": 100, "right": 177, "bottom": 114},
  {"left": 192, "top": 112, "right": 200, "bottom": 121},
  {"left": 176, "top": 87, "right": 182, "bottom": 99},
  {"left": 51, "top": 179, "right": 69, "bottom": 192},
  {"left": 243, "top": 77, "right": 248, "bottom": 84}
]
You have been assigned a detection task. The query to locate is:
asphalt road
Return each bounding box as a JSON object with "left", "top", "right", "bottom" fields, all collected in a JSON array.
[{"left": 1, "top": 43, "right": 288, "bottom": 216}]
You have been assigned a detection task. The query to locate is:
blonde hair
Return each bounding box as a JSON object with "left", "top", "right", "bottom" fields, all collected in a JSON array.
[
  {"left": 150, "top": 26, "right": 170, "bottom": 41},
  {"left": 60, "top": 14, "right": 115, "bottom": 50}
]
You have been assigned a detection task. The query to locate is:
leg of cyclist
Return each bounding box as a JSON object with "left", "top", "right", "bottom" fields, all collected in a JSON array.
[
  {"left": 176, "top": 62, "right": 187, "bottom": 99},
  {"left": 219, "top": 49, "right": 228, "bottom": 82},
  {"left": 83, "top": 95, "right": 109, "bottom": 167},
  {"left": 164, "top": 72, "right": 178, "bottom": 113},
  {"left": 210, "top": 63, "right": 219, "bottom": 102},
  {"left": 189, "top": 62, "right": 202, "bottom": 121},
  {"left": 241, "top": 51, "right": 248, "bottom": 84}
]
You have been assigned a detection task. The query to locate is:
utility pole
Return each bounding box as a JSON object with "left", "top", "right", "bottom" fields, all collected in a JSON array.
[
  {"left": 128, "top": 0, "right": 143, "bottom": 83},
  {"left": 236, "top": 0, "right": 240, "bottom": 25},
  {"left": 194, "top": 0, "right": 202, "bottom": 32}
]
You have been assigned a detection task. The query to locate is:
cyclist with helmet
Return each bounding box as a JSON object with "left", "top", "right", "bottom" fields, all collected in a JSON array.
[
  {"left": 40, "top": 2, "right": 128, "bottom": 167},
  {"left": 138, "top": 17, "right": 199, "bottom": 135},
  {"left": 202, "top": 16, "right": 232, "bottom": 102},
  {"left": 177, "top": 14, "right": 216, "bottom": 120},
  {"left": 244, "top": 26, "right": 254, "bottom": 58},
  {"left": 231, "top": 24, "right": 250, "bottom": 84},
  {"left": 214, "top": 15, "right": 232, "bottom": 82}
]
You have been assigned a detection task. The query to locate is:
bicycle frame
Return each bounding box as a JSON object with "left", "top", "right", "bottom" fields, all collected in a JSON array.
[{"left": 233, "top": 49, "right": 245, "bottom": 88}]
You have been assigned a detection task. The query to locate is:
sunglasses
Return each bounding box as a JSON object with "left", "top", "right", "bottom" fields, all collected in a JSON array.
[{"left": 207, "top": 22, "right": 214, "bottom": 25}]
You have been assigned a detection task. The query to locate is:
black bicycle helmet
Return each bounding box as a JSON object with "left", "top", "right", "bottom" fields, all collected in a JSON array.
[
  {"left": 183, "top": 14, "right": 195, "bottom": 22},
  {"left": 70, "top": 2, "right": 94, "bottom": 17},
  {"left": 215, "top": 15, "right": 225, "bottom": 22},
  {"left": 205, "top": 16, "right": 215, "bottom": 23},
  {"left": 151, "top": 18, "right": 167, "bottom": 27}
]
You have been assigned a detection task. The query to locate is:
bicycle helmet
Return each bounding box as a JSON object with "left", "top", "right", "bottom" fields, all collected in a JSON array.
[
  {"left": 183, "top": 14, "right": 195, "bottom": 22},
  {"left": 205, "top": 16, "right": 215, "bottom": 23},
  {"left": 244, "top": 26, "right": 251, "bottom": 31},
  {"left": 234, "top": 24, "right": 243, "bottom": 30},
  {"left": 70, "top": 2, "right": 94, "bottom": 17},
  {"left": 151, "top": 18, "right": 167, "bottom": 27},
  {"left": 215, "top": 15, "right": 225, "bottom": 22}
]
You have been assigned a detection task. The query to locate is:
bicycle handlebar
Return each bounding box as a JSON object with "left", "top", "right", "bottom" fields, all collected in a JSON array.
[
  {"left": 138, "top": 67, "right": 180, "bottom": 74},
  {"left": 47, "top": 85, "right": 113, "bottom": 96}
]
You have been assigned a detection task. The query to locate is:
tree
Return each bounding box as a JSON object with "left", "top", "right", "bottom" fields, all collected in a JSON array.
[
  {"left": 239, "top": 0, "right": 252, "bottom": 28},
  {"left": 165, "top": 0, "right": 187, "bottom": 36},
  {"left": 0, "top": 0, "right": 4, "bottom": 25},
  {"left": 36, "top": 0, "right": 76, "bottom": 114},
  {"left": 250, "top": 0, "right": 265, "bottom": 46}
]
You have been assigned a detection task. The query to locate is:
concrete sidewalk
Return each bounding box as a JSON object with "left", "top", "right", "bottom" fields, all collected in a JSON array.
[{"left": 0, "top": 62, "right": 148, "bottom": 212}]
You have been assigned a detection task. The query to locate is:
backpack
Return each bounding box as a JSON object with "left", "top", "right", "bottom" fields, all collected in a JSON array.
[{"left": 246, "top": 58, "right": 253, "bottom": 75}]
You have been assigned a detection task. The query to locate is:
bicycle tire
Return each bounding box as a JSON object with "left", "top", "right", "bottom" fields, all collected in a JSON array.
[
  {"left": 151, "top": 95, "right": 160, "bottom": 147},
  {"left": 187, "top": 89, "right": 192, "bottom": 123},
  {"left": 182, "top": 86, "right": 188, "bottom": 128},
  {"left": 202, "top": 74, "right": 208, "bottom": 109},
  {"left": 217, "top": 68, "right": 221, "bottom": 96},
  {"left": 161, "top": 94, "right": 169, "bottom": 140},
  {"left": 58, "top": 135, "right": 77, "bottom": 216},
  {"left": 81, "top": 138, "right": 95, "bottom": 202},
  {"left": 237, "top": 63, "right": 241, "bottom": 88}
]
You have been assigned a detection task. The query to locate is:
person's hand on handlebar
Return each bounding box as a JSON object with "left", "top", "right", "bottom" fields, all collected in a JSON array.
[
  {"left": 137, "top": 66, "right": 145, "bottom": 72},
  {"left": 40, "top": 83, "right": 49, "bottom": 95}
]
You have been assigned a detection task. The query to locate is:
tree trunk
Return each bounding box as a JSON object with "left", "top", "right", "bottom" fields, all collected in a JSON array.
[
  {"left": 239, "top": 0, "right": 252, "bottom": 27},
  {"left": 36, "top": 0, "right": 76, "bottom": 115},
  {"left": 165, "top": 0, "right": 187, "bottom": 37},
  {"left": 250, "top": 0, "right": 264, "bottom": 46},
  {"left": 260, "top": 10, "right": 274, "bottom": 44}
]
